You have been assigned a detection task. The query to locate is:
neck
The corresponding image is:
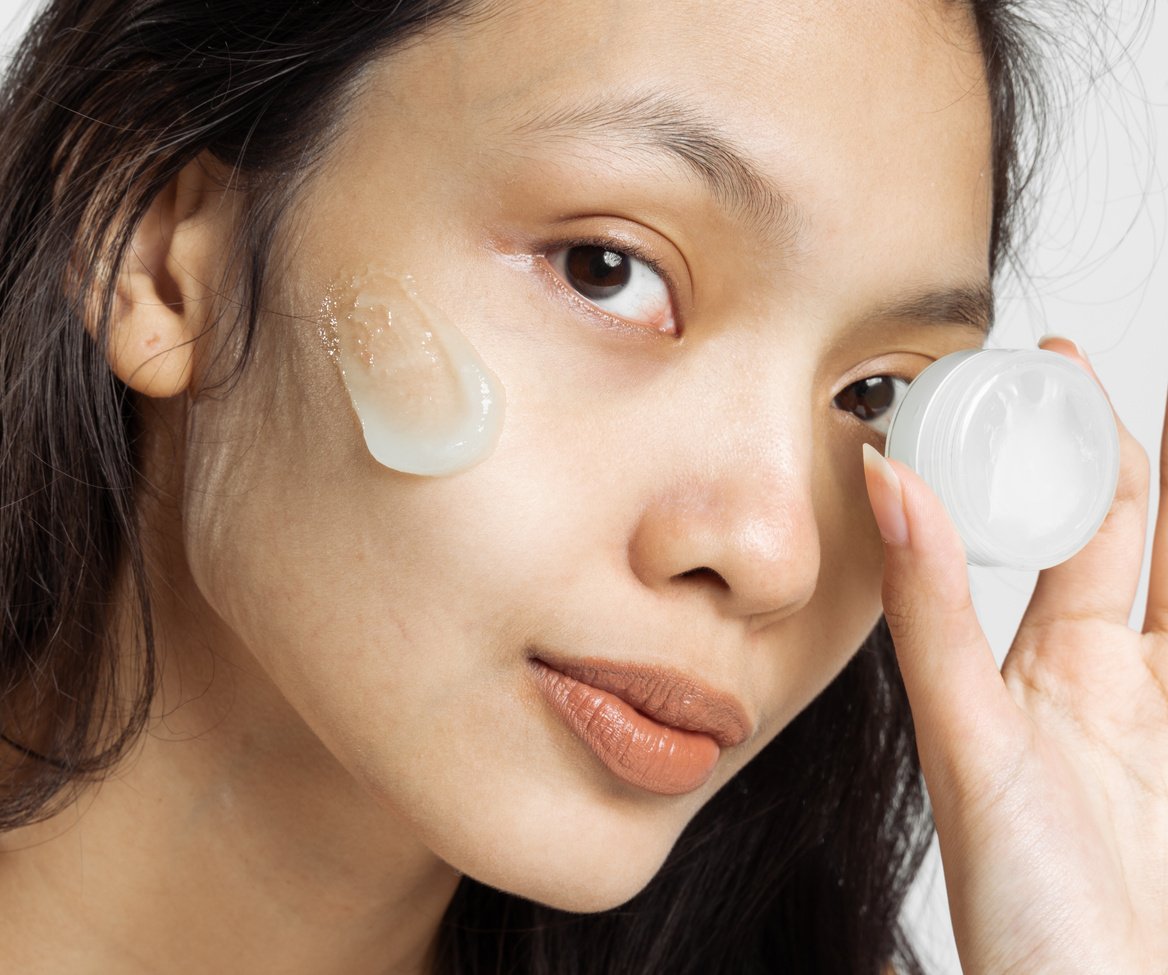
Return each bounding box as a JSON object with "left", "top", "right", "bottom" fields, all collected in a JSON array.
[{"left": 0, "top": 556, "right": 461, "bottom": 975}]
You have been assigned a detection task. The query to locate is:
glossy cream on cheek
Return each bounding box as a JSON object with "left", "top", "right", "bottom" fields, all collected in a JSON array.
[{"left": 319, "top": 271, "right": 505, "bottom": 476}]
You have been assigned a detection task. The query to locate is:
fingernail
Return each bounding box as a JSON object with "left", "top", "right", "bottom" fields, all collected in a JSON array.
[
  {"left": 1037, "top": 333, "right": 1083, "bottom": 357},
  {"left": 862, "top": 443, "right": 909, "bottom": 547}
]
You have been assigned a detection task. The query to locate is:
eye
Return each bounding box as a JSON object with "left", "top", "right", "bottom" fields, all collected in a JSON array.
[
  {"left": 833, "top": 375, "right": 909, "bottom": 436},
  {"left": 548, "top": 244, "right": 675, "bottom": 333}
]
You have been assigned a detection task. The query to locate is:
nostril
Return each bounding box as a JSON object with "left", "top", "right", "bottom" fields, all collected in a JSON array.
[{"left": 677, "top": 566, "right": 730, "bottom": 590}]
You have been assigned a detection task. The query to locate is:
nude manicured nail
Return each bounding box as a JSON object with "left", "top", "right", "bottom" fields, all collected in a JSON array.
[
  {"left": 1037, "top": 333, "right": 1083, "bottom": 357},
  {"left": 862, "top": 443, "right": 908, "bottom": 547}
]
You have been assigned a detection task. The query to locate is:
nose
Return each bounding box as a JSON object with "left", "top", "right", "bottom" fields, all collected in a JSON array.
[{"left": 626, "top": 460, "right": 821, "bottom": 622}]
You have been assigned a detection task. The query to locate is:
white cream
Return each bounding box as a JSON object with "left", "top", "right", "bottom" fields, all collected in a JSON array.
[
  {"left": 320, "top": 271, "right": 504, "bottom": 476},
  {"left": 986, "top": 379, "right": 1088, "bottom": 538}
]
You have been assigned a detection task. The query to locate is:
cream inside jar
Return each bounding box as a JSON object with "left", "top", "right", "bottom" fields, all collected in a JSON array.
[{"left": 320, "top": 270, "right": 505, "bottom": 476}]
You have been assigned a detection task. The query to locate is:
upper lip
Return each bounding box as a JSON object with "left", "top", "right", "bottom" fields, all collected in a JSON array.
[{"left": 532, "top": 653, "right": 753, "bottom": 748}]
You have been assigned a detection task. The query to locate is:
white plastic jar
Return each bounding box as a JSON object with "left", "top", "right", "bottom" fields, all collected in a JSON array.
[{"left": 884, "top": 348, "right": 1120, "bottom": 570}]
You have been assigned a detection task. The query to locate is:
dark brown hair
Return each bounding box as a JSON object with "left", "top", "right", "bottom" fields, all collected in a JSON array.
[{"left": 0, "top": 2, "right": 1052, "bottom": 971}]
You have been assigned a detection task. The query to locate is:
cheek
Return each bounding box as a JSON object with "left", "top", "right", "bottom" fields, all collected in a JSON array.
[
  {"left": 179, "top": 262, "right": 515, "bottom": 649},
  {"left": 174, "top": 284, "right": 549, "bottom": 725},
  {"left": 777, "top": 428, "right": 887, "bottom": 710},
  {"left": 822, "top": 415, "right": 887, "bottom": 601},
  {"left": 826, "top": 441, "right": 886, "bottom": 608}
]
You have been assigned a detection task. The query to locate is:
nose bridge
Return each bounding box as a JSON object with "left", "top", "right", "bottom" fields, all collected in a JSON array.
[{"left": 626, "top": 384, "right": 822, "bottom": 621}]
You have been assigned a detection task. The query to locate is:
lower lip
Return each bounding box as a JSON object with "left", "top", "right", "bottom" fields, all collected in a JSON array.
[{"left": 529, "top": 659, "right": 721, "bottom": 796}]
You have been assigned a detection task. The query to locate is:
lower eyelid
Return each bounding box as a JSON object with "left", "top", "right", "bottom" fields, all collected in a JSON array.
[{"left": 536, "top": 255, "right": 664, "bottom": 335}]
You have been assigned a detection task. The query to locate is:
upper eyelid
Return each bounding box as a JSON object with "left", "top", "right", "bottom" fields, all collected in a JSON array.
[{"left": 835, "top": 354, "right": 938, "bottom": 393}]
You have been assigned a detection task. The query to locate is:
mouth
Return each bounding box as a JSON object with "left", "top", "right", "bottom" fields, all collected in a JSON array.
[{"left": 528, "top": 654, "right": 752, "bottom": 796}]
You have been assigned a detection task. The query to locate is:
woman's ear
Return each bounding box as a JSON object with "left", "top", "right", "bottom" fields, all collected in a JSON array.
[{"left": 98, "top": 157, "right": 234, "bottom": 398}]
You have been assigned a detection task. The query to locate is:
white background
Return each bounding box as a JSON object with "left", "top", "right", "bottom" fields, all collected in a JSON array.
[{"left": 3, "top": 1, "right": 1165, "bottom": 972}]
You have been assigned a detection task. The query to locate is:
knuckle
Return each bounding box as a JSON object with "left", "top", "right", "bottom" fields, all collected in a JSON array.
[
  {"left": 881, "top": 573, "right": 971, "bottom": 647},
  {"left": 1117, "top": 436, "right": 1151, "bottom": 505},
  {"left": 880, "top": 581, "right": 922, "bottom": 639},
  {"left": 1128, "top": 436, "right": 1151, "bottom": 487}
]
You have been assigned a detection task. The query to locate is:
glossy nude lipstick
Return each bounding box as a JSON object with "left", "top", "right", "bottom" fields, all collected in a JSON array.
[{"left": 529, "top": 656, "right": 751, "bottom": 796}]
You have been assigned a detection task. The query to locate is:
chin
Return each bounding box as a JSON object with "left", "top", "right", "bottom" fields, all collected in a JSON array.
[
  {"left": 523, "top": 867, "right": 662, "bottom": 914},
  {"left": 433, "top": 794, "right": 682, "bottom": 915},
  {"left": 472, "top": 858, "right": 665, "bottom": 915}
]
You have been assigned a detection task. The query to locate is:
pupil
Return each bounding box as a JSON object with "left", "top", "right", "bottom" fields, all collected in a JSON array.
[{"left": 566, "top": 246, "right": 631, "bottom": 297}]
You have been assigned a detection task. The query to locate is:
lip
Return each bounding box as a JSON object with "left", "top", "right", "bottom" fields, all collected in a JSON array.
[{"left": 528, "top": 654, "right": 752, "bottom": 796}]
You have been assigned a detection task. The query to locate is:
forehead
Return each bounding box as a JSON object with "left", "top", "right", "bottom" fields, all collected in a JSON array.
[{"left": 359, "top": 0, "right": 993, "bottom": 287}]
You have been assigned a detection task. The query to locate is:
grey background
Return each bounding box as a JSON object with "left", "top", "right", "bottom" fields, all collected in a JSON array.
[{"left": 3, "top": 1, "right": 1165, "bottom": 972}]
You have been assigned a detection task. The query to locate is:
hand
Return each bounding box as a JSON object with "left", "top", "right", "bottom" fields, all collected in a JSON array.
[{"left": 862, "top": 337, "right": 1168, "bottom": 975}]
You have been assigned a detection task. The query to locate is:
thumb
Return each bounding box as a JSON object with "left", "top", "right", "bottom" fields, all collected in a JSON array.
[{"left": 861, "top": 443, "right": 1022, "bottom": 791}]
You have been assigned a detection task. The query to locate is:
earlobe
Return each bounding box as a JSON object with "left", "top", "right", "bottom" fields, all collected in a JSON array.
[{"left": 100, "top": 157, "right": 230, "bottom": 398}]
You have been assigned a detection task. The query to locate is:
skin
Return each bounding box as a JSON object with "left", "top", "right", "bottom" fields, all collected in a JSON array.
[{"left": 0, "top": 0, "right": 1163, "bottom": 972}]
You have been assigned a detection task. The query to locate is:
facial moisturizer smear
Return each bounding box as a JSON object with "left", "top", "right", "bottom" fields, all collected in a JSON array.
[{"left": 320, "top": 271, "right": 504, "bottom": 476}]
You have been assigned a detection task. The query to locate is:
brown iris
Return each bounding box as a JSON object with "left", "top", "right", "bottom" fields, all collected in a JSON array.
[{"left": 564, "top": 246, "right": 632, "bottom": 299}]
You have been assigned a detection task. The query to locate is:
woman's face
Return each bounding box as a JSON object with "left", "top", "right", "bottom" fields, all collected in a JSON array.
[{"left": 179, "top": 0, "right": 991, "bottom": 910}]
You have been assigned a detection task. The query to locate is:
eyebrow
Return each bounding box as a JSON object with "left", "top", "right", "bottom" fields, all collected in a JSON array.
[
  {"left": 508, "top": 91, "right": 802, "bottom": 246},
  {"left": 868, "top": 282, "right": 995, "bottom": 334},
  {"left": 508, "top": 92, "right": 994, "bottom": 335}
]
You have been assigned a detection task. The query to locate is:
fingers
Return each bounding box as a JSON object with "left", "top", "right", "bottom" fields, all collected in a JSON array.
[
  {"left": 1142, "top": 384, "right": 1168, "bottom": 635},
  {"left": 1016, "top": 338, "right": 1150, "bottom": 636},
  {"left": 862, "top": 445, "right": 1021, "bottom": 778}
]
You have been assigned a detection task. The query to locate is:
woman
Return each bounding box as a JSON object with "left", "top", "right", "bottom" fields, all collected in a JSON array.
[{"left": 0, "top": 0, "right": 1163, "bottom": 972}]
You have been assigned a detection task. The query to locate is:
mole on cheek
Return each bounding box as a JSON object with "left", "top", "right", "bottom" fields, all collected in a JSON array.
[{"left": 319, "top": 270, "right": 505, "bottom": 476}]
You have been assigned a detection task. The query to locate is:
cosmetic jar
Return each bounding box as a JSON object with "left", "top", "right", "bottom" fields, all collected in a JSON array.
[{"left": 884, "top": 348, "right": 1119, "bottom": 570}]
